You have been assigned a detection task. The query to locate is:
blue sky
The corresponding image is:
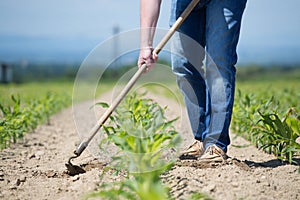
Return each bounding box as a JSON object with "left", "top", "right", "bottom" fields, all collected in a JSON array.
[{"left": 0, "top": 0, "right": 300, "bottom": 64}]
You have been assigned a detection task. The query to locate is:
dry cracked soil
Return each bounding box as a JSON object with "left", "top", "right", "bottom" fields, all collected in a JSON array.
[{"left": 0, "top": 90, "right": 299, "bottom": 200}]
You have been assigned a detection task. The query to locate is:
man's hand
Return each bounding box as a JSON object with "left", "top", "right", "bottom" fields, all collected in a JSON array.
[{"left": 138, "top": 46, "right": 158, "bottom": 73}]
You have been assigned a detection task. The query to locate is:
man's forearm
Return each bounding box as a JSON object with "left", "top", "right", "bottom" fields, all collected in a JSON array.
[{"left": 140, "top": 0, "right": 162, "bottom": 48}]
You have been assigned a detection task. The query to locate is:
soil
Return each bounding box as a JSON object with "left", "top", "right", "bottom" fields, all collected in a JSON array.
[{"left": 0, "top": 90, "right": 299, "bottom": 200}]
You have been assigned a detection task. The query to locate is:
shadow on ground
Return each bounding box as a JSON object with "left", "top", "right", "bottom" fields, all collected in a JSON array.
[{"left": 244, "top": 158, "right": 300, "bottom": 168}]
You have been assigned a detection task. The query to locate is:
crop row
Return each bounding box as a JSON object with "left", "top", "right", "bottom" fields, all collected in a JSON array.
[
  {"left": 87, "top": 93, "right": 205, "bottom": 200},
  {"left": 0, "top": 93, "right": 70, "bottom": 149},
  {"left": 231, "top": 89, "right": 300, "bottom": 164}
]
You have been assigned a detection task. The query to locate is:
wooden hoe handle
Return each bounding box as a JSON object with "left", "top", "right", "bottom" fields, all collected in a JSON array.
[{"left": 73, "top": 0, "right": 200, "bottom": 157}]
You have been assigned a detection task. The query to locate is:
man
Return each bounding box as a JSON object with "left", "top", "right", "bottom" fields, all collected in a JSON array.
[{"left": 138, "top": 0, "right": 247, "bottom": 162}]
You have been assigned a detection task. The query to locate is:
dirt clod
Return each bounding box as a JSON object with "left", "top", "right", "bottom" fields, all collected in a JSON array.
[
  {"left": 71, "top": 175, "right": 80, "bottom": 182},
  {"left": 9, "top": 186, "right": 17, "bottom": 190},
  {"left": 231, "top": 182, "right": 239, "bottom": 187},
  {"left": 204, "top": 183, "right": 216, "bottom": 192},
  {"left": 19, "top": 175, "right": 26, "bottom": 182},
  {"left": 46, "top": 170, "right": 57, "bottom": 178},
  {"left": 0, "top": 172, "right": 4, "bottom": 181}
]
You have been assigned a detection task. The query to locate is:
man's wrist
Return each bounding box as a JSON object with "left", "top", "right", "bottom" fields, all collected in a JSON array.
[{"left": 140, "top": 46, "right": 153, "bottom": 50}]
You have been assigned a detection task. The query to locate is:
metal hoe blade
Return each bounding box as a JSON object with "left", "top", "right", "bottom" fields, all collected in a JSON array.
[{"left": 65, "top": 154, "right": 86, "bottom": 176}]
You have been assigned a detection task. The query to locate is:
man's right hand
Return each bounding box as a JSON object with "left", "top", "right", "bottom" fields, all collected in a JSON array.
[{"left": 137, "top": 46, "right": 158, "bottom": 73}]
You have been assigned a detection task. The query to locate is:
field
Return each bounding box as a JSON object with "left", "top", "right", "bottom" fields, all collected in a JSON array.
[
  {"left": 0, "top": 81, "right": 114, "bottom": 150},
  {"left": 0, "top": 66, "right": 299, "bottom": 199}
]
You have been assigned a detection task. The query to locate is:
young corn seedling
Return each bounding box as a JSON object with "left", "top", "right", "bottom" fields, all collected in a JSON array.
[
  {"left": 88, "top": 93, "right": 181, "bottom": 200},
  {"left": 232, "top": 89, "right": 279, "bottom": 143},
  {"left": 254, "top": 108, "right": 300, "bottom": 164}
]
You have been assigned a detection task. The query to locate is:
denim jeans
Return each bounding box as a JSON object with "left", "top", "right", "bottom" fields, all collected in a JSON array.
[{"left": 170, "top": 0, "right": 247, "bottom": 152}]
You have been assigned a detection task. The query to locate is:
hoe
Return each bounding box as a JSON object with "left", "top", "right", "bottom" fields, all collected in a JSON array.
[{"left": 66, "top": 0, "right": 200, "bottom": 175}]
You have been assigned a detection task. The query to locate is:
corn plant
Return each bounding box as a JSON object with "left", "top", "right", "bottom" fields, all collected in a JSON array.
[
  {"left": 253, "top": 108, "right": 300, "bottom": 164},
  {"left": 232, "top": 89, "right": 279, "bottom": 143},
  {"left": 88, "top": 93, "right": 181, "bottom": 200}
]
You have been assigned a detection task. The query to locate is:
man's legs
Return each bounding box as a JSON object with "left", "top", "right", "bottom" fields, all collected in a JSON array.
[
  {"left": 170, "top": 0, "right": 247, "bottom": 158},
  {"left": 203, "top": 0, "right": 247, "bottom": 152},
  {"left": 170, "top": 0, "right": 207, "bottom": 142}
]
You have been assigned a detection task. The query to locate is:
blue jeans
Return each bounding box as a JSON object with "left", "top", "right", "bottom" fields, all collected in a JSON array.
[{"left": 170, "top": 0, "right": 247, "bottom": 152}]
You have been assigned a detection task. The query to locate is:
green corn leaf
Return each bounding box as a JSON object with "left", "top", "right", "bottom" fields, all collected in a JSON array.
[
  {"left": 0, "top": 103, "right": 7, "bottom": 116},
  {"left": 91, "top": 102, "right": 109, "bottom": 109}
]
